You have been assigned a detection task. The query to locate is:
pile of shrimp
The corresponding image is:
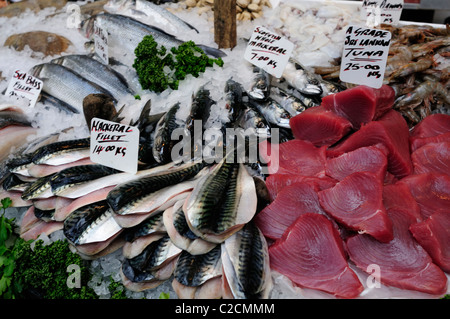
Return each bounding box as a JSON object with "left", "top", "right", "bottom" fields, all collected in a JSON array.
[
  {"left": 313, "top": 23, "right": 450, "bottom": 127},
  {"left": 382, "top": 23, "right": 450, "bottom": 126}
]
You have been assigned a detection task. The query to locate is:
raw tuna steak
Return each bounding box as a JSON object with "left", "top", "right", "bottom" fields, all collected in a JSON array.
[
  {"left": 265, "top": 173, "right": 336, "bottom": 201},
  {"left": 327, "top": 110, "right": 412, "bottom": 178},
  {"left": 321, "top": 84, "right": 395, "bottom": 129},
  {"left": 325, "top": 144, "right": 388, "bottom": 182},
  {"left": 318, "top": 171, "right": 393, "bottom": 242},
  {"left": 382, "top": 183, "right": 422, "bottom": 223},
  {"left": 409, "top": 114, "right": 450, "bottom": 152},
  {"left": 254, "top": 182, "right": 327, "bottom": 240},
  {"left": 398, "top": 173, "right": 450, "bottom": 220},
  {"left": 347, "top": 208, "right": 448, "bottom": 296},
  {"left": 289, "top": 106, "right": 352, "bottom": 147},
  {"left": 269, "top": 213, "right": 364, "bottom": 298},
  {"left": 412, "top": 141, "right": 450, "bottom": 175},
  {"left": 410, "top": 211, "right": 450, "bottom": 273},
  {"left": 259, "top": 139, "right": 327, "bottom": 176}
]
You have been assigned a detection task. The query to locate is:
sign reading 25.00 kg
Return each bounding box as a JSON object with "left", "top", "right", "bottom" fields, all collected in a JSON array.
[{"left": 339, "top": 25, "right": 391, "bottom": 89}]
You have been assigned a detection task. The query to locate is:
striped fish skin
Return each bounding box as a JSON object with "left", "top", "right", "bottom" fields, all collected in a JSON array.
[
  {"left": 173, "top": 245, "right": 222, "bottom": 287},
  {"left": 107, "top": 161, "right": 206, "bottom": 215},
  {"left": 122, "top": 235, "right": 181, "bottom": 283},
  {"left": 124, "top": 211, "right": 165, "bottom": 242},
  {"left": 152, "top": 102, "right": 182, "bottom": 164},
  {"left": 63, "top": 200, "right": 122, "bottom": 245},
  {"left": 185, "top": 159, "right": 257, "bottom": 242},
  {"left": 221, "top": 222, "right": 272, "bottom": 299},
  {"left": 34, "top": 208, "right": 56, "bottom": 222},
  {"left": 2, "top": 173, "right": 31, "bottom": 192},
  {"left": 21, "top": 173, "right": 56, "bottom": 200},
  {"left": 173, "top": 204, "right": 198, "bottom": 240},
  {"left": 31, "top": 137, "right": 90, "bottom": 165},
  {"left": 50, "top": 164, "right": 120, "bottom": 195}
]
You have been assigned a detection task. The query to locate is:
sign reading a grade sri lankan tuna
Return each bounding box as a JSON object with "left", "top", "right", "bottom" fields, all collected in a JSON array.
[
  {"left": 244, "top": 26, "right": 294, "bottom": 78},
  {"left": 90, "top": 118, "right": 139, "bottom": 174},
  {"left": 339, "top": 25, "right": 391, "bottom": 89},
  {"left": 5, "top": 69, "right": 43, "bottom": 107}
]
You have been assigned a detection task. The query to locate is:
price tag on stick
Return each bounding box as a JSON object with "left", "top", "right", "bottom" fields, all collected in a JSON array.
[
  {"left": 94, "top": 21, "right": 108, "bottom": 65},
  {"left": 339, "top": 25, "right": 391, "bottom": 89},
  {"left": 90, "top": 118, "right": 139, "bottom": 174},
  {"left": 244, "top": 26, "right": 294, "bottom": 78},
  {"left": 4, "top": 69, "right": 43, "bottom": 107}
]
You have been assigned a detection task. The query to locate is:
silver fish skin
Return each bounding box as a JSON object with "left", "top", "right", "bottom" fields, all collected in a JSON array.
[
  {"left": 124, "top": 211, "right": 166, "bottom": 242},
  {"left": 248, "top": 97, "right": 291, "bottom": 129},
  {"left": 21, "top": 173, "right": 56, "bottom": 200},
  {"left": 173, "top": 245, "right": 222, "bottom": 287},
  {"left": 51, "top": 54, "right": 135, "bottom": 100},
  {"left": 283, "top": 59, "right": 323, "bottom": 96},
  {"left": 236, "top": 102, "right": 271, "bottom": 139},
  {"left": 79, "top": 13, "right": 225, "bottom": 66},
  {"left": 221, "top": 222, "right": 272, "bottom": 299},
  {"left": 29, "top": 63, "right": 115, "bottom": 113},
  {"left": 63, "top": 200, "right": 122, "bottom": 245},
  {"left": 248, "top": 67, "right": 271, "bottom": 101},
  {"left": 271, "top": 86, "right": 306, "bottom": 116},
  {"left": 0, "top": 110, "right": 31, "bottom": 129},
  {"left": 135, "top": 0, "right": 199, "bottom": 34}
]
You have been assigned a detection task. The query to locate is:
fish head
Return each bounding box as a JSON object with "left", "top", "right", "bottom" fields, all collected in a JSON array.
[
  {"left": 28, "top": 64, "right": 44, "bottom": 78},
  {"left": 299, "top": 83, "right": 323, "bottom": 96},
  {"left": 79, "top": 16, "right": 96, "bottom": 39}
]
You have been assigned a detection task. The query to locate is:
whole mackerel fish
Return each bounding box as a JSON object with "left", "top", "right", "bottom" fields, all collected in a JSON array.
[
  {"left": 29, "top": 63, "right": 115, "bottom": 114},
  {"left": 79, "top": 13, "right": 225, "bottom": 66}
]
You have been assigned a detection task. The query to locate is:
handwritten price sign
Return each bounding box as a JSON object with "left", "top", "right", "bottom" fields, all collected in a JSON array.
[
  {"left": 339, "top": 25, "right": 391, "bottom": 89},
  {"left": 90, "top": 118, "right": 139, "bottom": 174},
  {"left": 244, "top": 26, "right": 294, "bottom": 78},
  {"left": 4, "top": 70, "right": 43, "bottom": 107},
  {"left": 361, "top": 0, "right": 404, "bottom": 27}
]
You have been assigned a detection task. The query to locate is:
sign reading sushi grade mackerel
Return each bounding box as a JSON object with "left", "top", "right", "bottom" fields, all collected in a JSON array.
[
  {"left": 244, "top": 26, "right": 294, "bottom": 78},
  {"left": 339, "top": 25, "right": 391, "bottom": 89},
  {"left": 90, "top": 118, "right": 139, "bottom": 174}
]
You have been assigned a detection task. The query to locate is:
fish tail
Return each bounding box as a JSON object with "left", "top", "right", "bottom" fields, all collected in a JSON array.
[{"left": 196, "top": 44, "right": 227, "bottom": 58}]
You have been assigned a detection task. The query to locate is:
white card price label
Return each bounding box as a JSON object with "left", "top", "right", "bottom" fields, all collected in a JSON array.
[
  {"left": 361, "top": 0, "right": 404, "bottom": 27},
  {"left": 339, "top": 25, "right": 391, "bottom": 89},
  {"left": 244, "top": 26, "right": 294, "bottom": 78},
  {"left": 90, "top": 118, "right": 139, "bottom": 174},
  {"left": 4, "top": 69, "right": 43, "bottom": 107},
  {"left": 94, "top": 21, "right": 108, "bottom": 65}
]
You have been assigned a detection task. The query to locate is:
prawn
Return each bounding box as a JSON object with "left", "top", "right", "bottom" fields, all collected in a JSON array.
[{"left": 388, "top": 56, "right": 434, "bottom": 81}]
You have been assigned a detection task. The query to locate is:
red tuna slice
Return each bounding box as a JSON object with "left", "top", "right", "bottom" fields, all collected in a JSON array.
[
  {"left": 289, "top": 106, "right": 353, "bottom": 147},
  {"left": 398, "top": 173, "right": 450, "bottom": 220},
  {"left": 265, "top": 173, "right": 336, "bottom": 201},
  {"left": 327, "top": 109, "right": 412, "bottom": 178},
  {"left": 321, "top": 84, "right": 395, "bottom": 129},
  {"left": 318, "top": 171, "right": 393, "bottom": 242},
  {"left": 254, "top": 182, "right": 327, "bottom": 240},
  {"left": 259, "top": 139, "right": 327, "bottom": 176},
  {"left": 382, "top": 183, "right": 422, "bottom": 223},
  {"left": 325, "top": 144, "right": 388, "bottom": 182},
  {"left": 347, "top": 208, "right": 448, "bottom": 296},
  {"left": 410, "top": 211, "right": 450, "bottom": 273},
  {"left": 410, "top": 132, "right": 450, "bottom": 153},
  {"left": 410, "top": 113, "right": 450, "bottom": 139},
  {"left": 410, "top": 114, "right": 450, "bottom": 152},
  {"left": 412, "top": 141, "right": 450, "bottom": 175},
  {"left": 269, "top": 213, "right": 364, "bottom": 298}
]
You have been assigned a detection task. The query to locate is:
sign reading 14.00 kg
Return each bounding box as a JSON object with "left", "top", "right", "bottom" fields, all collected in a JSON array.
[
  {"left": 90, "top": 118, "right": 139, "bottom": 174},
  {"left": 339, "top": 25, "right": 391, "bottom": 89},
  {"left": 244, "top": 26, "right": 294, "bottom": 78}
]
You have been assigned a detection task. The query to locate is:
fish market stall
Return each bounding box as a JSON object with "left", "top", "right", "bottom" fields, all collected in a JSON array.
[{"left": 0, "top": 0, "right": 449, "bottom": 300}]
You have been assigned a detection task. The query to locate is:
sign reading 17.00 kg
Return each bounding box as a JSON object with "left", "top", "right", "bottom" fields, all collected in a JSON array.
[
  {"left": 244, "top": 26, "right": 294, "bottom": 78},
  {"left": 90, "top": 118, "right": 139, "bottom": 174},
  {"left": 339, "top": 25, "right": 391, "bottom": 89}
]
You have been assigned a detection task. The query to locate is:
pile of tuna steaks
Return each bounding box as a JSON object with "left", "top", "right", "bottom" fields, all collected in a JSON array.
[{"left": 255, "top": 84, "right": 449, "bottom": 298}]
